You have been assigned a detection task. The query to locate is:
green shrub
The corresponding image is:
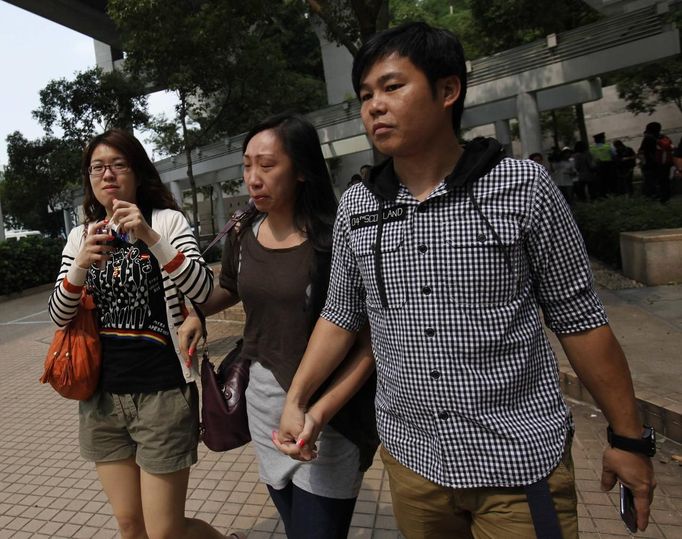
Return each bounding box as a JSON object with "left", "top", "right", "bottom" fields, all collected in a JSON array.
[
  {"left": 0, "top": 236, "right": 65, "bottom": 295},
  {"left": 573, "top": 196, "right": 682, "bottom": 268}
]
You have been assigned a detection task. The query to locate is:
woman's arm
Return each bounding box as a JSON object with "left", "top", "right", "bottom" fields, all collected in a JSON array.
[
  {"left": 48, "top": 223, "right": 112, "bottom": 327},
  {"left": 177, "top": 285, "right": 240, "bottom": 365},
  {"left": 145, "top": 208, "right": 214, "bottom": 304}
]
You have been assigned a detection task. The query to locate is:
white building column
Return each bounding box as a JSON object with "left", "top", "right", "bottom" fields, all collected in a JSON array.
[
  {"left": 94, "top": 40, "right": 124, "bottom": 73},
  {"left": 494, "top": 119, "right": 513, "bottom": 156},
  {"left": 516, "top": 91, "right": 543, "bottom": 158},
  {"left": 213, "top": 183, "right": 227, "bottom": 244},
  {"left": 0, "top": 199, "right": 5, "bottom": 242},
  {"left": 63, "top": 208, "right": 73, "bottom": 237},
  {"left": 170, "top": 181, "right": 183, "bottom": 208}
]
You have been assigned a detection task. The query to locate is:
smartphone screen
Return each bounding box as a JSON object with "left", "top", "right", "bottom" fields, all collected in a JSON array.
[{"left": 620, "top": 483, "right": 637, "bottom": 533}]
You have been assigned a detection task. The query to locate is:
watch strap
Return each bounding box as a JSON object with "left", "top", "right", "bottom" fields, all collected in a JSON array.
[{"left": 607, "top": 426, "right": 656, "bottom": 457}]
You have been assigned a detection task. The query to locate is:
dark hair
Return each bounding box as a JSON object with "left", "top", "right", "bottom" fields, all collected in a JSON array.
[
  {"left": 81, "top": 128, "right": 180, "bottom": 224},
  {"left": 349, "top": 174, "right": 363, "bottom": 186},
  {"left": 574, "top": 141, "right": 588, "bottom": 153},
  {"left": 241, "top": 113, "right": 337, "bottom": 254},
  {"left": 528, "top": 152, "right": 543, "bottom": 162},
  {"left": 352, "top": 21, "right": 468, "bottom": 135},
  {"left": 644, "top": 122, "right": 661, "bottom": 135}
]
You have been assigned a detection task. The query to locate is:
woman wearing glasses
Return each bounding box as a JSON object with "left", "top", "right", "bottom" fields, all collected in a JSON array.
[{"left": 48, "top": 129, "right": 233, "bottom": 539}]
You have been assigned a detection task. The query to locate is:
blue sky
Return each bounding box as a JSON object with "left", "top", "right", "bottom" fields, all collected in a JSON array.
[{"left": 0, "top": 1, "right": 176, "bottom": 168}]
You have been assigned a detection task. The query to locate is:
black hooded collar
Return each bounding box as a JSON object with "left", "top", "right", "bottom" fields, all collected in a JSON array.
[{"left": 362, "top": 137, "right": 505, "bottom": 202}]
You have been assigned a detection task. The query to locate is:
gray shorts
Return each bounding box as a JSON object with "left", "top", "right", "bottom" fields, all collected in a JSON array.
[{"left": 79, "top": 384, "right": 199, "bottom": 474}]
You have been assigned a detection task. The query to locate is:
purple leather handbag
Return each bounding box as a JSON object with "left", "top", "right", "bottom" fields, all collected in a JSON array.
[
  {"left": 195, "top": 202, "right": 254, "bottom": 452},
  {"left": 200, "top": 338, "right": 251, "bottom": 451}
]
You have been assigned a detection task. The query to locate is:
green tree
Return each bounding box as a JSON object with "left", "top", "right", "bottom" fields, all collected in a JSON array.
[
  {"left": 32, "top": 67, "right": 150, "bottom": 148},
  {"left": 614, "top": 8, "right": 682, "bottom": 115},
  {"left": 108, "top": 0, "right": 326, "bottom": 239},
  {"left": 614, "top": 58, "right": 682, "bottom": 115},
  {"left": 468, "top": 0, "right": 600, "bottom": 56},
  {"left": 1, "top": 132, "right": 81, "bottom": 236},
  {"left": 391, "top": 0, "right": 485, "bottom": 59},
  {"left": 306, "top": 0, "right": 389, "bottom": 56}
]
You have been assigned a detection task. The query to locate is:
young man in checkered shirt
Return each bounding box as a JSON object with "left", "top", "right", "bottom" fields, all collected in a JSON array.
[{"left": 275, "top": 22, "right": 655, "bottom": 538}]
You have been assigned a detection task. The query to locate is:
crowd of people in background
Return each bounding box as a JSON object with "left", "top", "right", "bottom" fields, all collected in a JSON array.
[{"left": 535, "top": 121, "right": 681, "bottom": 206}]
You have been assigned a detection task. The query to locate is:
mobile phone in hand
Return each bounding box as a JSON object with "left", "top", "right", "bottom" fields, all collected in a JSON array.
[{"left": 620, "top": 483, "right": 637, "bottom": 533}]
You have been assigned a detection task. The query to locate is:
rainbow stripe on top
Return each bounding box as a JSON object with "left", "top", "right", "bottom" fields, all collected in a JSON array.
[{"left": 99, "top": 329, "right": 168, "bottom": 347}]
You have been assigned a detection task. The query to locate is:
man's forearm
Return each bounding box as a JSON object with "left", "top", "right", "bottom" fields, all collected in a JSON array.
[
  {"left": 559, "top": 324, "right": 642, "bottom": 438},
  {"left": 308, "top": 326, "right": 374, "bottom": 426},
  {"left": 287, "top": 318, "right": 358, "bottom": 407}
]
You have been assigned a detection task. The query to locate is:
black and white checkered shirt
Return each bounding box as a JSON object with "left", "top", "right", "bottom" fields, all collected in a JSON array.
[{"left": 321, "top": 139, "right": 608, "bottom": 488}]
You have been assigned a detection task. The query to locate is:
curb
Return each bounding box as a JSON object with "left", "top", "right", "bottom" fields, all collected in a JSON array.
[
  {"left": 560, "top": 369, "right": 682, "bottom": 444},
  {"left": 0, "top": 282, "right": 53, "bottom": 304}
]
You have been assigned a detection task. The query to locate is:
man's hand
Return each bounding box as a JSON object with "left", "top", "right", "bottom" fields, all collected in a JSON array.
[{"left": 602, "top": 447, "right": 656, "bottom": 531}]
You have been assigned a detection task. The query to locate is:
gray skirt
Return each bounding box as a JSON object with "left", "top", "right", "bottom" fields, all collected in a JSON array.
[{"left": 245, "top": 361, "right": 363, "bottom": 499}]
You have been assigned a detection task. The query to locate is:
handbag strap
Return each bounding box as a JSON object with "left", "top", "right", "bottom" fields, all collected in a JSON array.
[
  {"left": 201, "top": 199, "right": 255, "bottom": 257},
  {"left": 193, "top": 199, "right": 255, "bottom": 339}
]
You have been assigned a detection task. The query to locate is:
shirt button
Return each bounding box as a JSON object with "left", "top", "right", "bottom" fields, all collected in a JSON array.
[
  {"left": 425, "top": 328, "right": 436, "bottom": 337},
  {"left": 417, "top": 205, "right": 427, "bottom": 213},
  {"left": 418, "top": 244, "right": 428, "bottom": 253},
  {"left": 438, "top": 411, "right": 450, "bottom": 420},
  {"left": 476, "top": 233, "right": 487, "bottom": 242},
  {"left": 430, "top": 370, "right": 441, "bottom": 380},
  {"left": 422, "top": 286, "right": 432, "bottom": 296}
]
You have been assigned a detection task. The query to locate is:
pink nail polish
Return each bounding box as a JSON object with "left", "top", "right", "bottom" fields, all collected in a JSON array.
[{"left": 297, "top": 439, "right": 306, "bottom": 448}]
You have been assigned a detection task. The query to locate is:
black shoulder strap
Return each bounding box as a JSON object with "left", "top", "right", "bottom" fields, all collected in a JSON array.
[
  {"left": 524, "top": 478, "right": 563, "bottom": 538},
  {"left": 201, "top": 200, "right": 255, "bottom": 257},
  {"left": 193, "top": 200, "right": 254, "bottom": 337}
]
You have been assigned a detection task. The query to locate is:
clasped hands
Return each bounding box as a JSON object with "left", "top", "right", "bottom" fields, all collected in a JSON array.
[{"left": 272, "top": 397, "right": 323, "bottom": 462}]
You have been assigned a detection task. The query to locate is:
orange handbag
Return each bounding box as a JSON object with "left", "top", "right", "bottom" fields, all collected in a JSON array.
[{"left": 40, "top": 289, "right": 101, "bottom": 400}]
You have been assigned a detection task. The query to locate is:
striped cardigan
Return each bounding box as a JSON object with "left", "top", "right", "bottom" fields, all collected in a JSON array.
[{"left": 48, "top": 208, "right": 213, "bottom": 383}]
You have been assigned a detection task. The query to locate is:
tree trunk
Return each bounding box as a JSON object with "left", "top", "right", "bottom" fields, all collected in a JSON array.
[
  {"left": 551, "top": 110, "right": 559, "bottom": 149},
  {"left": 179, "top": 95, "right": 200, "bottom": 242},
  {"left": 575, "top": 103, "right": 588, "bottom": 145}
]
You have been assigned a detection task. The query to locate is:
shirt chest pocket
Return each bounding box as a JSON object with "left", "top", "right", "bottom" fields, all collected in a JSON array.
[
  {"left": 443, "top": 216, "right": 523, "bottom": 307},
  {"left": 350, "top": 223, "right": 406, "bottom": 310}
]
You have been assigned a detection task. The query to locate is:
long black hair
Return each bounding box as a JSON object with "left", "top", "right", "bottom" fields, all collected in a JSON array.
[
  {"left": 242, "top": 113, "right": 338, "bottom": 328},
  {"left": 241, "top": 113, "right": 338, "bottom": 254},
  {"left": 81, "top": 128, "right": 180, "bottom": 224}
]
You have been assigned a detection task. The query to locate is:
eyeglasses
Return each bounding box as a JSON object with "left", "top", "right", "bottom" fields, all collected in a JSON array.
[{"left": 88, "top": 162, "right": 130, "bottom": 177}]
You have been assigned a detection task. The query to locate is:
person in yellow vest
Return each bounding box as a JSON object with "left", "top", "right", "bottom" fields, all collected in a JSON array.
[{"left": 589, "top": 132, "right": 616, "bottom": 197}]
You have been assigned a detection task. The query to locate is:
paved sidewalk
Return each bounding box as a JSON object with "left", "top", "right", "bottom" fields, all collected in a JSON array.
[{"left": 0, "top": 282, "right": 681, "bottom": 538}]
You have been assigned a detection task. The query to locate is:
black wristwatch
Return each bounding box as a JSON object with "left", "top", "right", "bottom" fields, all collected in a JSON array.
[{"left": 607, "top": 425, "right": 656, "bottom": 457}]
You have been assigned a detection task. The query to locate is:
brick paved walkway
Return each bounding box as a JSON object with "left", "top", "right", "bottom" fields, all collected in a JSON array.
[{"left": 1, "top": 293, "right": 681, "bottom": 538}]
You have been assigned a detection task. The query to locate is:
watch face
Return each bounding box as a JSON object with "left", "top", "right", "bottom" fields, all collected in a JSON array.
[{"left": 642, "top": 426, "right": 656, "bottom": 456}]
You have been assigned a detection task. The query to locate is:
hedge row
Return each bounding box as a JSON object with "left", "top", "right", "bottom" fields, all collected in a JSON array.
[
  {"left": 0, "top": 236, "right": 65, "bottom": 296},
  {"left": 572, "top": 196, "right": 682, "bottom": 268},
  {"left": 3, "top": 196, "right": 680, "bottom": 294}
]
